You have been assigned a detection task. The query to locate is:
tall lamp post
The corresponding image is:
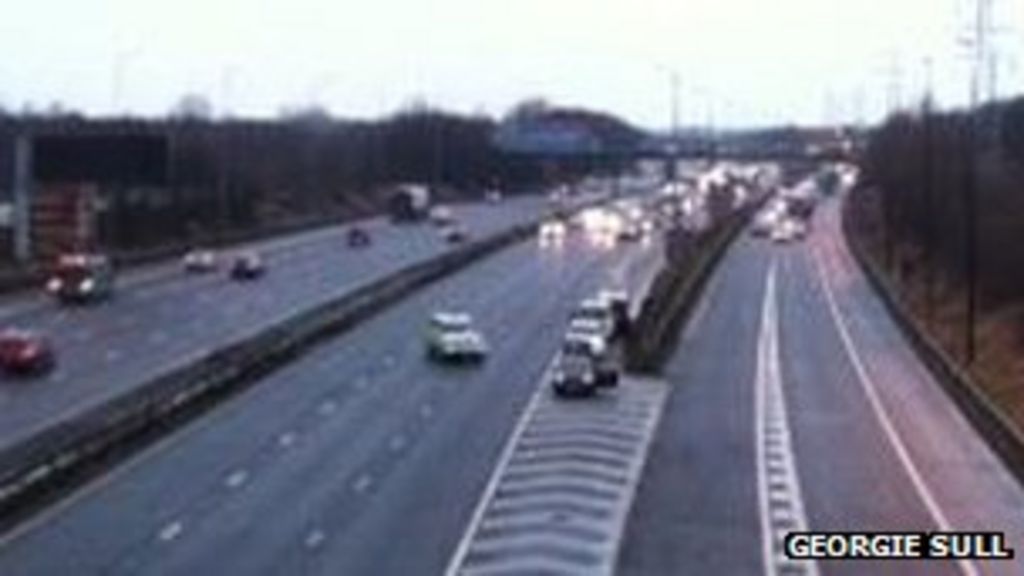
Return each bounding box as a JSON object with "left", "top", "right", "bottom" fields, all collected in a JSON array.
[{"left": 962, "top": 0, "right": 991, "bottom": 364}]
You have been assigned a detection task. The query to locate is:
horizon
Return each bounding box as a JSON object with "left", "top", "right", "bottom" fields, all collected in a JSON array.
[{"left": 2, "top": 0, "right": 1021, "bottom": 129}]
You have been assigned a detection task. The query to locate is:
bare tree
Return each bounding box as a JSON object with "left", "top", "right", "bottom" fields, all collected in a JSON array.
[{"left": 278, "top": 103, "right": 332, "bottom": 125}]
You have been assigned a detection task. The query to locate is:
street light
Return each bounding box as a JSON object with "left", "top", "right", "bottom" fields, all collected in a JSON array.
[{"left": 958, "top": 0, "right": 991, "bottom": 364}]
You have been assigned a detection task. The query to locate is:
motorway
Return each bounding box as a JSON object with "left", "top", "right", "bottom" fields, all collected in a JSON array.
[
  {"left": 2, "top": 183, "right": 1023, "bottom": 576},
  {"left": 0, "top": 226, "right": 663, "bottom": 575},
  {"left": 618, "top": 195, "right": 1024, "bottom": 575},
  {"left": 0, "top": 196, "right": 553, "bottom": 453}
]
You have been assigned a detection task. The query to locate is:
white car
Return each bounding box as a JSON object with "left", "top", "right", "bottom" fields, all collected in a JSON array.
[
  {"left": 564, "top": 332, "right": 619, "bottom": 386},
  {"left": 771, "top": 218, "right": 808, "bottom": 243},
  {"left": 751, "top": 211, "right": 778, "bottom": 237},
  {"left": 429, "top": 206, "right": 456, "bottom": 227},
  {"left": 182, "top": 249, "right": 217, "bottom": 273},
  {"left": 568, "top": 298, "right": 618, "bottom": 342},
  {"left": 551, "top": 333, "right": 620, "bottom": 397},
  {"left": 426, "top": 312, "right": 489, "bottom": 363},
  {"left": 539, "top": 220, "right": 568, "bottom": 244}
]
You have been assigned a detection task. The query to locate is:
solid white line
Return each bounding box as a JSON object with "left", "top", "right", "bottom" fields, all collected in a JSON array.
[
  {"left": 813, "top": 249, "right": 979, "bottom": 576},
  {"left": 442, "top": 364, "right": 551, "bottom": 576},
  {"left": 606, "top": 379, "right": 668, "bottom": 573}
]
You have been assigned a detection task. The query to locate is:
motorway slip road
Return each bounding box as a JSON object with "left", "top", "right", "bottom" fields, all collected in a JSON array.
[
  {"left": 618, "top": 196, "right": 1024, "bottom": 576},
  {"left": 0, "top": 227, "right": 664, "bottom": 575},
  {"left": 0, "top": 197, "right": 552, "bottom": 455}
]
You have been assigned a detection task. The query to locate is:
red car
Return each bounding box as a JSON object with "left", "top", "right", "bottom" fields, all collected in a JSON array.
[{"left": 0, "top": 330, "right": 55, "bottom": 375}]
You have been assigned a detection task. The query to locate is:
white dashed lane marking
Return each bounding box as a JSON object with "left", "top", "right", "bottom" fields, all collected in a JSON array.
[
  {"left": 352, "top": 474, "right": 373, "bottom": 494},
  {"left": 318, "top": 400, "right": 338, "bottom": 416},
  {"left": 224, "top": 469, "right": 249, "bottom": 489},
  {"left": 157, "top": 520, "right": 184, "bottom": 543},
  {"left": 445, "top": 376, "right": 666, "bottom": 576},
  {"left": 278, "top": 431, "right": 297, "bottom": 449},
  {"left": 388, "top": 435, "right": 407, "bottom": 453},
  {"left": 304, "top": 529, "right": 326, "bottom": 550}
]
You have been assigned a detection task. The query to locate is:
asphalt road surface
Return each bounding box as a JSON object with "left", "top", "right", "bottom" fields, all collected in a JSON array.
[
  {"left": 0, "top": 226, "right": 663, "bottom": 575},
  {"left": 618, "top": 196, "right": 1024, "bottom": 576},
  {"left": 0, "top": 196, "right": 556, "bottom": 453}
]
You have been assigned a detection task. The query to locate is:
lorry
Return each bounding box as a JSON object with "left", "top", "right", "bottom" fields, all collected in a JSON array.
[{"left": 389, "top": 184, "right": 431, "bottom": 222}]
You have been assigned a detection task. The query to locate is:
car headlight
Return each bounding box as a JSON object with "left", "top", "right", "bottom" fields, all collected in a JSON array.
[
  {"left": 46, "top": 278, "right": 62, "bottom": 293},
  {"left": 80, "top": 279, "right": 95, "bottom": 292}
]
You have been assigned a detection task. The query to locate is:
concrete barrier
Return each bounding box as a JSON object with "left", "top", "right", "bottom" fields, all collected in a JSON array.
[{"left": 841, "top": 193, "right": 1024, "bottom": 487}]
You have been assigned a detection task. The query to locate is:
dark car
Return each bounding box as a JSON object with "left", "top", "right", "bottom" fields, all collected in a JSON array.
[
  {"left": 229, "top": 252, "right": 266, "bottom": 280},
  {"left": 442, "top": 225, "right": 468, "bottom": 244},
  {"left": 347, "top": 227, "right": 371, "bottom": 248},
  {"left": 0, "top": 329, "right": 55, "bottom": 375},
  {"left": 45, "top": 253, "right": 115, "bottom": 304},
  {"left": 551, "top": 340, "right": 602, "bottom": 397}
]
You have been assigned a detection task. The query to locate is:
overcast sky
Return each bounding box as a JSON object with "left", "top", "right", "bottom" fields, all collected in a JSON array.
[{"left": 1, "top": 0, "right": 1021, "bottom": 128}]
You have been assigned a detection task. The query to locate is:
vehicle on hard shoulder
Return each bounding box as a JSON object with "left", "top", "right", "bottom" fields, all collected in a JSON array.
[
  {"left": 568, "top": 297, "right": 624, "bottom": 342},
  {"left": 597, "top": 289, "right": 631, "bottom": 337},
  {"left": 46, "top": 253, "right": 115, "bottom": 304},
  {"left": 563, "top": 332, "right": 619, "bottom": 388},
  {"left": 551, "top": 334, "right": 620, "bottom": 397},
  {"left": 551, "top": 346, "right": 599, "bottom": 397}
]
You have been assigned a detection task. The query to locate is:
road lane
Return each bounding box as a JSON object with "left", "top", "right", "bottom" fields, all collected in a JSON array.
[
  {"left": 619, "top": 194, "right": 1024, "bottom": 576},
  {"left": 776, "top": 248, "right": 955, "bottom": 576},
  {"left": 0, "top": 226, "right": 662, "bottom": 575},
  {"left": 618, "top": 235, "right": 770, "bottom": 575},
  {"left": 800, "top": 198, "right": 1024, "bottom": 575},
  {"left": 0, "top": 195, "right": 556, "bottom": 453}
]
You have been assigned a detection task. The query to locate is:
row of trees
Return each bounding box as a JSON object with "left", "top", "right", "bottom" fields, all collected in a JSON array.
[
  {"left": 2, "top": 105, "right": 642, "bottom": 253},
  {"left": 856, "top": 97, "right": 1024, "bottom": 312}
]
